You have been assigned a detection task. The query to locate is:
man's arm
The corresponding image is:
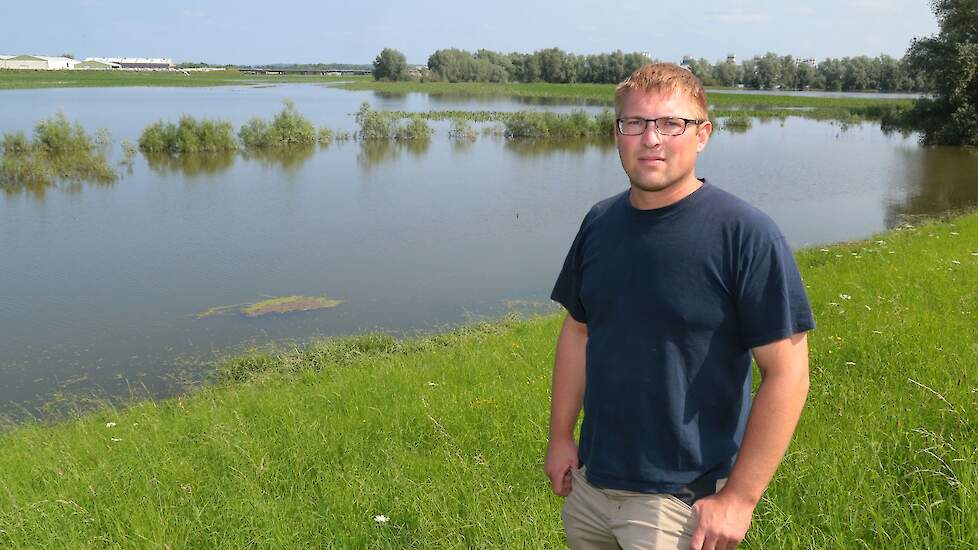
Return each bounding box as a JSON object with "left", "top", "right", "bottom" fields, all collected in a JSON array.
[
  {"left": 690, "top": 332, "right": 810, "bottom": 550},
  {"left": 544, "top": 313, "right": 588, "bottom": 496}
]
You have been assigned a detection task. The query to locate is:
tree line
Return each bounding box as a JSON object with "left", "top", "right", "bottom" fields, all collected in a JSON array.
[{"left": 373, "top": 47, "right": 928, "bottom": 92}]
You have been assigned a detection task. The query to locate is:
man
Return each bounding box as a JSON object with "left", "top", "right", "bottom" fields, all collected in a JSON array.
[{"left": 545, "top": 63, "right": 815, "bottom": 550}]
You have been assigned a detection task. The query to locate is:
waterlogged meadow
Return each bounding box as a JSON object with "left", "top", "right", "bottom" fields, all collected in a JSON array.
[
  {"left": 0, "top": 212, "right": 974, "bottom": 548},
  {"left": 1, "top": 102, "right": 622, "bottom": 191}
]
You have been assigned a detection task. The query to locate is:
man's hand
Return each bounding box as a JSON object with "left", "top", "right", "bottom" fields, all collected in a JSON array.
[
  {"left": 544, "top": 437, "right": 579, "bottom": 496},
  {"left": 689, "top": 490, "right": 754, "bottom": 550}
]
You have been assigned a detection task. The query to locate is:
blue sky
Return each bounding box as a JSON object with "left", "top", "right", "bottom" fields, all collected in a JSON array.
[{"left": 4, "top": 0, "right": 940, "bottom": 65}]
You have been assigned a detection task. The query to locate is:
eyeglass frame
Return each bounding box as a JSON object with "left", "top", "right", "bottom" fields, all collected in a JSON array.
[{"left": 615, "top": 116, "right": 705, "bottom": 137}]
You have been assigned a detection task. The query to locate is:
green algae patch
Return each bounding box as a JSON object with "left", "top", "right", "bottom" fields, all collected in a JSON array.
[
  {"left": 196, "top": 296, "right": 342, "bottom": 319},
  {"left": 242, "top": 296, "right": 342, "bottom": 317}
]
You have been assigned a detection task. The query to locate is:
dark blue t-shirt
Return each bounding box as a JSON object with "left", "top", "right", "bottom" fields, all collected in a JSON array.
[{"left": 551, "top": 180, "right": 815, "bottom": 493}]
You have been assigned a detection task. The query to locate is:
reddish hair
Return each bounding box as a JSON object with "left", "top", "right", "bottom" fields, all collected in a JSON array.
[{"left": 614, "top": 63, "right": 709, "bottom": 119}]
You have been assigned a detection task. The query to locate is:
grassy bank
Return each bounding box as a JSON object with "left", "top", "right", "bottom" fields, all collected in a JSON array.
[
  {"left": 0, "top": 70, "right": 368, "bottom": 90},
  {"left": 0, "top": 212, "right": 976, "bottom": 547},
  {"left": 335, "top": 80, "right": 913, "bottom": 119}
]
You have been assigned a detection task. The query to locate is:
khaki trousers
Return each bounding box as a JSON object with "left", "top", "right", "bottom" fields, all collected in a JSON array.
[{"left": 560, "top": 466, "right": 703, "bottom": 550}]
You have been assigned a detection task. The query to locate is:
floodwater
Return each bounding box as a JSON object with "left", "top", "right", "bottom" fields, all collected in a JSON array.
[{"left": 1, "top": 84, "right": 976, "bottom": 420}]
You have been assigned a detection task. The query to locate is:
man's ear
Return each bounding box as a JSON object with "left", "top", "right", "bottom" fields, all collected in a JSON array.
[{"left": 696, "top": 120, "right": 713, "bottom": 152}]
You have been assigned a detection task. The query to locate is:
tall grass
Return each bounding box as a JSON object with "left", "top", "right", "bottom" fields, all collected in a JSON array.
[
  {"left": 139, "top": 116, "right": 238, "bottom": 154},
  {"left": 0, "top": 213, "right": 976, "bottom": 547},
  {"left": 239, "top": 101, "right": 317, "bottom": 148}
]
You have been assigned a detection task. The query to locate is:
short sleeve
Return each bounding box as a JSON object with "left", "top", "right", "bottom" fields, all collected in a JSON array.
[
  {"left": 735, "top": 236, "right": 815, "bottom": 348},
  {"left": 551, "top": 216, "right": 589, "bottom": 323}
]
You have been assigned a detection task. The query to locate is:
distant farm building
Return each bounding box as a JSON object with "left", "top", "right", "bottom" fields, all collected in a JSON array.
[
  {"left": 0, "top": 55, "right": 79, "bottom": 70},
  {"left": 84, "top": 57, "right": 174, "bottom": 69},
  {"left": 76, "top": 59, "right": 119, "bottom": 69}
]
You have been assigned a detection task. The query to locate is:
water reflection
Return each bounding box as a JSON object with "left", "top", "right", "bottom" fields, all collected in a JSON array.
[
  {"left": 886, "top": 146, "right": 978, "bottom": 226},
  {"left": 427, "top": 93, "right": 608, "bottom": 108},
  {"left": 145, "top": 151, "right": 236, "bottom": 178},
  {"left": 357, "top": 139, "right": 431, "bottom": 169},
  {"left": 1, "top": 150, "right": 118, "bottom": 198},
  {"left": 242, "top": 145, "right": 317, "bottom": 174},
  {"left": 371, "top": 90, "right": 409, "bottom": 101},
  {"left": 503, "top": 136, "right": 615, "bottom": 158}
]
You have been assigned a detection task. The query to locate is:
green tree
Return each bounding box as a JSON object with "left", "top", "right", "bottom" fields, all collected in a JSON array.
[
  {"left": 796, "top": 62, "right": 818, "bottom": 89},
  {"left": 817, "top": 58, "right": 845, "bottom": 91},
  {"left": 372, "top": 48, "right": 408, "bottom": 81},
  {"left": 902, "top": 0, "right": 978, "bottom": 144},
  {"left": 713, "top": 61, "right": 741, "bottom": 87}
]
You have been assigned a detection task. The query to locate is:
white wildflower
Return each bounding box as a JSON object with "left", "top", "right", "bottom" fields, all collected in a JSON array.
[
  {"left": 845, "top": 362, "right": 856, "bottom": 366},
  {"left": 951, "top": 260, "right": 961, "bottom": 265},
  {"left": 875, "top": 240, "right": 886, "bottom": 245},
  {"left": 839, "top": 294, "right": 851, "bottom": 300},
  {"left": 950, "top": 232, "right": 959, "bottom": 236},
  {"left": 864, "top": 305, "right": 872, "bottom": 311},
  {"left": 105, "top": 422, "right": 116, "bottom": 428},
  {"left": 427, "top": 382, "right": 439, "bottom": 387},
  {"left": 819, "top": 248, "right": 830, "bottom": 252},
  {"left": 872, "top": 330, "right": 883, "bottom": 335},
  {"left": 374, "top": 515, "right": 389, "bottom": 523},
  {"left": 110, "top": 438, "right": 122, "bottom": 442}
]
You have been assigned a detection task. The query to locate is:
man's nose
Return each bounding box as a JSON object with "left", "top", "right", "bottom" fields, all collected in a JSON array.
[{"left": 641, "top": 125, "right": 662, "bottom": 146}]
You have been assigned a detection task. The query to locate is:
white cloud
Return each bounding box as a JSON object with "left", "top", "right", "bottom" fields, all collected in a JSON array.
[{"left": 182, "top": 9, "right": 206, "bottom": 18}]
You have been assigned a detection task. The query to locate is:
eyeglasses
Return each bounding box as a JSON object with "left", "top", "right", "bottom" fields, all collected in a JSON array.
[{"left": 616, "top": 116, "right": 704, "bottom": 136}]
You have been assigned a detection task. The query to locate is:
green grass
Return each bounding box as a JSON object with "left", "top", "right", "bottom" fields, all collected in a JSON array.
[
  {"left": 0, "top": 211, "right": 976, "bottom": 547},
  {"left": 0, "top": 70, "right": 369, "bottom": 89}
]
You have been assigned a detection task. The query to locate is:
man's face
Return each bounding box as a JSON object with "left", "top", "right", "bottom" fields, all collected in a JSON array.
[{"left": 615, "top": 90, "right": 712, "bottom": 194}]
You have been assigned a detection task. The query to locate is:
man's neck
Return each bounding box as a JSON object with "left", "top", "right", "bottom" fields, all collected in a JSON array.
[{"left": 628, "top": 176, "right": 703, "bottom": 210}]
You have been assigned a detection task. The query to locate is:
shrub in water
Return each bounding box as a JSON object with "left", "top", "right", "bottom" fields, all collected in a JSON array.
[
  {"left": 395, "top": 117, "right": 433, "bottom": 140},
  {"left": 1, "top": 115, "right": 118, "bottom": 190},
  {"left": 318, "top": 126, "right": 334, "bottom": 146},
  {"left": 240, "top": 101, "right": 317, "bottom": 148},
  {"left": 1, "top": 131, "right": 32, "bottom": 154},
  {"left": 34, "top": 113, "right": 94, "bottom": 153},
  {"left": 449, "top": 119, "right": 477, "bottom": 140},
  {"left": 355, "top": 102, "right": 397, "bottom": 139},
  {"left": 139, "top": 117, "right": 237, "bottom": 154}
]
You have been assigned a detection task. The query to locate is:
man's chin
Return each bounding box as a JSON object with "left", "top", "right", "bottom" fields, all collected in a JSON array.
[{"left": 629, "top": 179, "right": 675, "bottom": 193}]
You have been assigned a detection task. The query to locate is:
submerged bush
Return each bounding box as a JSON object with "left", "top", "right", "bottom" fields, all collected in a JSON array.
[
  {"left": 34, "top": 113, "right": 94, "bottom": 153},
  {"left": 355, "top": 102, "right": 397, "bottom": 139},
  {"left": 239, "top": 101, "right": 317, "bottom": 148},
  {"left": 502, "top": 109, "right": 614, "bottom": 139},
  {"left": 1, "top": 131, "right": 31, "bottom": 154},
  {"left": 139, "top": 116, "right": 238, "bottom": 154},
  {"left": 395, "top": 117, "right": 433, "bottom": 140},
  {"left": 723, "top": 115, "right": 753, "bottom": 132},
  {"left": 318, "top": 126, "right": 334, "bottom": 146},
  {"left": 449, "top": 119, "right": 477, "bottom": 140},
  {"left": 1, "top": 115, "right": 118, "bottom": 190}
]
